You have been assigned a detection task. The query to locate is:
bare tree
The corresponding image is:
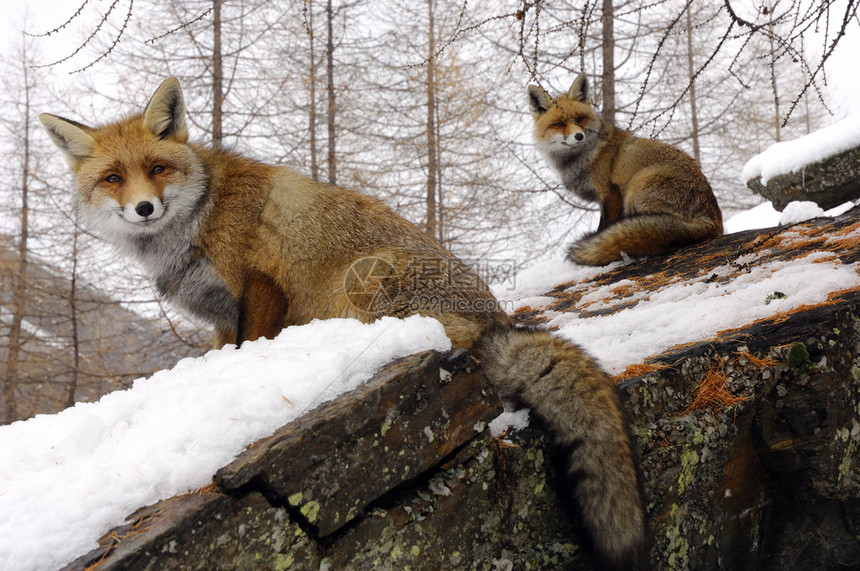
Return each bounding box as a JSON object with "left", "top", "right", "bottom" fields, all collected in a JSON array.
[
  {"left": 1, "top": 37, "right": 38, "bottom": 423},
  {"left": 212, "top": 0, "right": 224, "bottom": 147},
  {"left": 65, "top": 219, "right": 81, "bottom": 408},
  {"left": 424, "top": 0, "right": 440, "bottom": 240},
  {"left": 325, "top": 0, "right": 338, "bottom": 184},
  {"left": 601, "top": 0, "right": 616, "bottom": 122},
  {"left": 684, "top": 2, "right": 700, "bottom": 163},
  {"left": 305, "top": 1, "right": 321, "bottom": 180}
]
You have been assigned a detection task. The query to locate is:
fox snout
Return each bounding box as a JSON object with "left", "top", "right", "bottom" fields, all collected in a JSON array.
[
  {"left": 136, "top": 201, "right": 155, "bottom": 217},
  {"left": 550, "top": 129, "right": 586, "bottom": 148},
  {"left": 123, "top": 197, "right": 165, "bottom": 224}
]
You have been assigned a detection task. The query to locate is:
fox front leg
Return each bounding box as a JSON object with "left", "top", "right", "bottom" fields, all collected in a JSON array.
[
  {"left": 236, "top": 271, "right": 288, "bottom": 346},
  {"left": 597, "top": 184, "right": 625, "bottom": 232}
]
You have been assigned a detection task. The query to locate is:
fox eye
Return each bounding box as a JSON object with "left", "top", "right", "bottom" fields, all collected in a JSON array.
[
  {"left": 151, "top": 165, "right": 165, "bottom": 175},
  {"left": 105, "top": 174, "right": 122, "bottom": 184},
  {"left": 552, "top": 121, "right": 566, "bottom": 128}
]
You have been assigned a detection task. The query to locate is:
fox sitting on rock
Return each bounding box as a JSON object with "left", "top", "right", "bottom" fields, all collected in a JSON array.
[{"left": 529, "top": 73, "right": 723, "bottom": 266}]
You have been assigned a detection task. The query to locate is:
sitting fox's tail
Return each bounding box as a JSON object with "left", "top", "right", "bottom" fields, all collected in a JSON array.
[
  {"left": 475, "top": 327, "right": 647, "bottom": 570},
  {"left": 568, "top": 213, "right": 722, "bottom": 266}
]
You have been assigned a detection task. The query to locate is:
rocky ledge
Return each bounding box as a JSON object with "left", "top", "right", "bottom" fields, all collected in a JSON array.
[{"left": 746, "top": 144, "right": 860, "bottom": 210}]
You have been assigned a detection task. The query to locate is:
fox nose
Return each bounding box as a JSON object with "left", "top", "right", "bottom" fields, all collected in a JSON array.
[
  {"left": 574, "top": 132, "right": 584, "bottom": 141},
  {"left": 135, "top": 201, "right": 155, "bottom": 217}
]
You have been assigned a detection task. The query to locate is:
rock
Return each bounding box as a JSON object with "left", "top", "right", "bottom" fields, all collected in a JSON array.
[
  {"left": 60, "top": 491, "right": 320, "bottom": 571},
  {"left": 746, "top": 145, "right": 860, "bottom": 210},
  {"left": 69, "top": 349, "right": 584, "bottom": 570},
  {"left": 317, "top": 428, "right": 585, "bottom": 570},
  {"left": 215, "top": 348, "right": 501, "bottom": 537},
  {"left": 512, "top": 205, "right": 860, "bottom": 569},
  {"left": 65, "top": 426, "right": 586, "bottom": 571},
  {"left": 624, "top": 295, "right": 860, "bottom": 570}
]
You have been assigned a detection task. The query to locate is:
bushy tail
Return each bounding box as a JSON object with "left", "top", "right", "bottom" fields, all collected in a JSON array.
[
  {"left": 568, "top": 213, "right": 721, "bottom": 266},
  {"left": 475, "top": 327, "right": 647, "bottom": 570}
]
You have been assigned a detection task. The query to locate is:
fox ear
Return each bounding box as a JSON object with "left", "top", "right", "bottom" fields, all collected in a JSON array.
[
  {"left": 527, "top": 85, "right": 553, "bottom": 117},
  {"left": 568, "top": 73, "right": 591, "bottom": 104},
  {"left": 143, "top": 77, "right": 188, "bottom": 142},
  {"left": 39, "top": 113, "right": 96, "bottom": 169}
]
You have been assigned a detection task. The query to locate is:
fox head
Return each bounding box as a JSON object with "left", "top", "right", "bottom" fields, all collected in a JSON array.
[
  {"left": 40, "top": 77, "right": 205, "bottom": 242},
  {"left": 527, "top": 73, "right": 602, "bottom": 162}
]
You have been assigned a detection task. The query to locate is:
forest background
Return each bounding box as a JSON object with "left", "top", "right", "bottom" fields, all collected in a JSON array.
[{"left": 1, "top": 0, "right": 858, "bottom": 423}]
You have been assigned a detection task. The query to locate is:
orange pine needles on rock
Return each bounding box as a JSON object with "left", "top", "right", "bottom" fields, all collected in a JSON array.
[{"left": 685, "top": 363, "right": 748, "bottom": 413}]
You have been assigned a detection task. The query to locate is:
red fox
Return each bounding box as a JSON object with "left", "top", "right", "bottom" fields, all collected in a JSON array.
[
  {"left": 529, "top": 73, "right": 723, "bottom": 266},
  {"left": 41, "top": 77, "right": 647, "bottom": 569}
]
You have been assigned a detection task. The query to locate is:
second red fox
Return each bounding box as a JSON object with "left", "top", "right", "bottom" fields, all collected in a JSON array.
[{"left": 529, "top": 73, "right": 723, "bottom": 266}]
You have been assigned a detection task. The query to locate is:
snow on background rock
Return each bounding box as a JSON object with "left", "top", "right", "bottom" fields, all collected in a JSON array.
[
  {"left": 0, "top": 315, "right": 451, "bottom": 571},
  {"left": 723, "top": 199, "right": 858, "bottom": 233},
  {"left": 496, "top": 249, "right": 859, "bottom": 376},
  {"left": 741, "top": 114, "right": 860, "bottom": 184},
  {"left": 566, "top": 254, "right": 849, "bottom": 374}
]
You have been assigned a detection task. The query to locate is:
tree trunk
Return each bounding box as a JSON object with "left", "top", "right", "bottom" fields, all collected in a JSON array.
[
  {"left": 768, "top": 11, "right": 781, "bottom": 142},
  {"left": 212, "top": 0, "right": 223, "bottom": 148},
  {"left": 601, "top": 0, "right": 615, "bottom": 122},
  {"left": 307, "top": 2, "right": 319, "bottom": 180},
  {"left": 326, "top": 0, "right": 337, "bottom": 185},
  {"left": 424, "top": 0, "right": 439, "bottom": 240},
  {"left": 66, "top": 224, "right": 81, "bottom": 408},
  {"left": 685, "top": 3, "right": 701, "bottom": 163},
  {"left": 3, "top": 59, "right": 31, "bottom": 423}
]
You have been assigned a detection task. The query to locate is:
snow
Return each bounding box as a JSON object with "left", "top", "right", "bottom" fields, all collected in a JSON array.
[
  {"left": 487, "top": 195, "right": 855, "bottom": 431},
  {"left": 497, "top": 197, "right": 859, "bottom": 376},
  {"left": 488, "top": 404, "right": 531, "bottom": 438},
  {"left": 0, "top": 315, "right": 451, "bottom": 571},
  {"left": 742, "top": 114, "right": 860, "bottom": 184},
  {"left": 723, "top": 201, "right": 783, "bottom": 232},
  {"left": 496, "top": 249, "right": 859, "bottom": 376},
  {"left": 724, "top": 199, "right": 857, "bottom": 233},
  {"left": 778, "top": 201, "right": 825, "bottom": 224}
]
